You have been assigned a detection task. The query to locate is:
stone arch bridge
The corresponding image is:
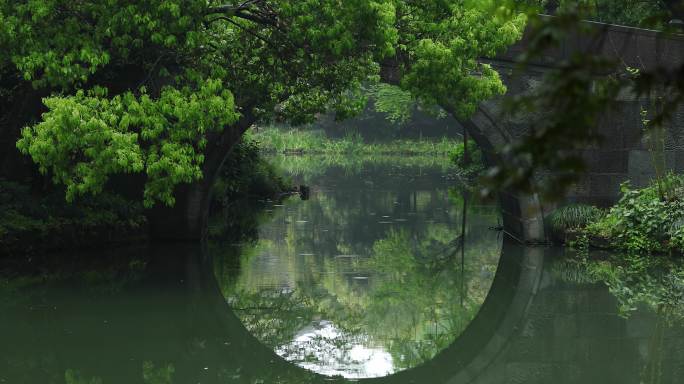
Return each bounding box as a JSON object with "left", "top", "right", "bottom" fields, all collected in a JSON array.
[
  {"left": 1, "top": 20, "right": 683, "bottom": 244},
  {"left": 155, "top": 20, "right": 684, "bottom": 244},
  {"left": 456, "top": 20, "right": 684, "bottom": 243}
]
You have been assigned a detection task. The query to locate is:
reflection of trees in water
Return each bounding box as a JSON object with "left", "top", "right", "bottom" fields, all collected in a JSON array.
[
  {"left": 268, "top": 154, "right": 455, "bottom": 185},
  {"left": 549, "top": 251, "right": 684, "bottom": 384},
  {"left": 361, "top": 229, "right": 491, "bottom": 369},
  {"left": 216, "top": 184, "right": 502, "bottom": 374},
  {"left": 63, "top": 361, "right": 175, "bottom": 384},
  {"left": 550, "top": 251, "right": 684, "bottom": 321}
]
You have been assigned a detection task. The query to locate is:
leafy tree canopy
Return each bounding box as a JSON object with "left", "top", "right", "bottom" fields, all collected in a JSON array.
[{"left": 1, "top": 0, "right": 527, "bottom": 206}]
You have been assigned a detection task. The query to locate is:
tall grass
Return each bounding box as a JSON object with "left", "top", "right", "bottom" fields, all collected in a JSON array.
[
  {"left": 547, "top": 204, "right": 605, "bottom": 242},
  {"left": 249, "top": 126, "right": 459, "bottom": 156},
  {"left": 271, "top": 153, "right": 456, "bottom": 183}
]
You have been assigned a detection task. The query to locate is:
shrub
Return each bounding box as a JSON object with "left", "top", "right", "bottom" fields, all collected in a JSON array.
[
  {"left": 212, "top": 138, "right": 289, "bottom": 207},
  {"left": 448, "top": 140, "right": 484, "bottom": 176},
  {"left": 0, "top": 179, "right": 147, "bottom": 255},
  {"left": 585, "top": 173, "right": 684, "bottom": 254}
]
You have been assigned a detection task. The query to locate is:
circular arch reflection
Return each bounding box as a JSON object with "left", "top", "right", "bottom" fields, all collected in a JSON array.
[
  {"left": 0, "top": 237, "right": 541, "bottom": 384},
  {"left": 210, "top": 165, "right": 508, "bottom": 379},
  {"left": 197, "top": 237, "right": 543, "bottom": 384}
]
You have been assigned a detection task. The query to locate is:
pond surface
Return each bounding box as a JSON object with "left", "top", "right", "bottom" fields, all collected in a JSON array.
[
  {"left": 1, "top": 155, "right": 683, "bottom": 384},
  {"left": 214, "top": 156, "right": 502, "bottom": 378}
]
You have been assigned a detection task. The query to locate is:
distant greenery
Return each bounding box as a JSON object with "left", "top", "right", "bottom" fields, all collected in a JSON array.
[
  {"left": 251, "top": 126, "right": 459, "bottom": 156},
  {"left": 268, "top": 154, "right": 456, "bottom": 185},
  {"left": 584, "top": 174, "right": 684, "bottom": 254}
]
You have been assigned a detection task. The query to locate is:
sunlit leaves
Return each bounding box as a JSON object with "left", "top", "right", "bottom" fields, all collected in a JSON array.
[
  {"left": 17, "top": 80, "right": 239, "bottom": 207},
  {"left": 391, "top": 1, "right": 527, "bottom": 119},
  {"left": 4, "top": 0, "right": 531, "bottom": 208},
  {"left": 372, "top": 84, "right": 415, "bottom": 123},
  {"left": 1, "top": 0, "right": 208, "bottom": 88}
]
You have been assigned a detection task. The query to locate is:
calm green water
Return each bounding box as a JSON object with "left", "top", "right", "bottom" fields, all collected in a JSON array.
[
  {"left": 1, "top": 156, "right": 683, "bottom": 384},
  {"left": 215, "top": 157, "right": 502, "bottom": 378}
]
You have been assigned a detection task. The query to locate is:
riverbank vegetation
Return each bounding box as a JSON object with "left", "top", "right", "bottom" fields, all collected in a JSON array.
[
  {"left": 250, "top": 126, "right": 484, "bottom": 184},
  {"left": 252, "top": 126, "right": 459, "bottom": 156},
  {"left": 552, "top": 250, "right": 684, "bottom": 321},
  {"left": 0, "top": 181, "right": 147, "bottom": 256},
  {"left": 547, "top": 204, "right": 605, "bottom": 244},
  {"left": 584, "top": 174, "right": 684, "bottom": 254},
  {"left": 0, "top": 140, "right": 289, "bottom": 256},
  {"left": 548, "top": 173, "right": 684, "bottom": 255},
  {"left": 270, "top": 154, "right": 457, "bottom": 185}
]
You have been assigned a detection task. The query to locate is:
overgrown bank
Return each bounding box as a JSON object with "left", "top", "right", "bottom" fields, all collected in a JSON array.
[
  {"left": 0, "top": 183, "right": 148, "bottom": 255},
  {"left": 0, "top": 139, "right": 289, "bottom": 256},
  {"left": 548, "top": 173, "right": 684, "bottom": 255}
]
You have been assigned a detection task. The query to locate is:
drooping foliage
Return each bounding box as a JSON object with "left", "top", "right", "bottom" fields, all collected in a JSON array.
[
  {"left": 16, "top": 83, "right": 239, "bottom": 206},
  {"left": 1, "top": 1, "right": 527, "bottom": 207},
  {"left": 391, "top": 1, "right": 526, "bottom": 118},
  {"left": 372, "top": 84, "right": 416, "bottom": 124}
]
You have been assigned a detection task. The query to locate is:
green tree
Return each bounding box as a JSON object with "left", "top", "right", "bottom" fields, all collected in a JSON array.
[{"left": 1, "top": 1, "right": 526, "bottom": 214}]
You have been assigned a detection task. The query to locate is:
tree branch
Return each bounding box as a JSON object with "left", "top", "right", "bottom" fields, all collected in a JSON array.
[{"left": 206, "top": 1, "right": 261, "bottom": 15}]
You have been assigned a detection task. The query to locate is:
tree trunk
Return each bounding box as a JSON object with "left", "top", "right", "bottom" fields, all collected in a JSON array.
[{"left": 146, "top": 112, "right": 256, "bottom": 241}]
